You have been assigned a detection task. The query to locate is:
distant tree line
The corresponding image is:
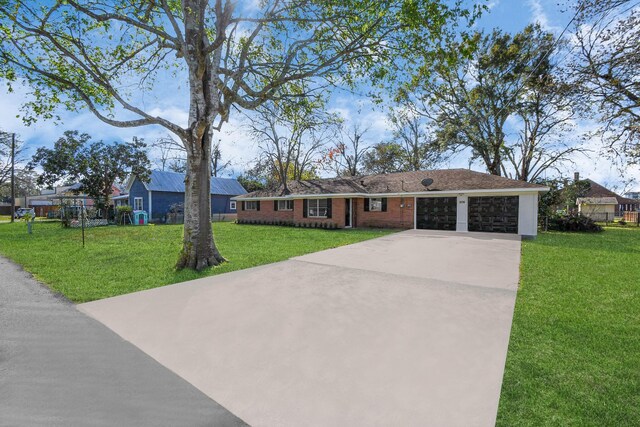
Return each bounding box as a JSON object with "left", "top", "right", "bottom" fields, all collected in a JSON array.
[
  {"left": 236, "top": 0, "right": 639, "bottom": 193},
  {"left": 2, "top": 0, "right": 637, "bottom": 269}
]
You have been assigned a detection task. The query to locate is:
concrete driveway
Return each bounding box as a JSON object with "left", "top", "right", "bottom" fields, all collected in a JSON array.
[{"left": 79, "top": 230, "right": 521, "bottom": 427}]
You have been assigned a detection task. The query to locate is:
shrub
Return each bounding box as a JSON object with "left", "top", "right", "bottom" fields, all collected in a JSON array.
[
  {"left": 116, "top": 205, "right": 134, "bottom": 225},
  {"left": 619, "top": 219, "right": 627, "bottom": 226},
  {"left": 547, "top": 214, "right": 603, "bottom": 232}
]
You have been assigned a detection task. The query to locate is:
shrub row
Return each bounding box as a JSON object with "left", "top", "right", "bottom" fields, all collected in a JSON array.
[
  {"left": 547, "top": 214, "right": 603, "bottom": 232},
  {"left": 236, "top": 218, "right": 338, "bottom": 229}
]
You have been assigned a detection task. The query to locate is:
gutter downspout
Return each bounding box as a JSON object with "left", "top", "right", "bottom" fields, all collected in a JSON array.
[{"left": 148, "top": 190, "right": 153, "bottom": 220}]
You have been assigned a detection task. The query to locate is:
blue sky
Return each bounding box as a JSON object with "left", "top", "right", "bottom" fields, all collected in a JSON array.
[{"left": 0, "top": 0, "right": 637, "bottom": 192}]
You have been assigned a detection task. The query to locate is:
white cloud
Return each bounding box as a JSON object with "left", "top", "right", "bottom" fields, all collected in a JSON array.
[
  {"left": 527, "top": 0, "right": 562, "bottom": 33},
  {"left": 329, "top": 97, "right": 392, "bottom": 142},
  {"left": 0, "top": 81, "right": 256, "bottom": 175},
  {"left": 148, "top": 107, "right": 189, "bottom": 128},
  {"left": 486, "top": 0, "right": 500, "bottom": 11}
]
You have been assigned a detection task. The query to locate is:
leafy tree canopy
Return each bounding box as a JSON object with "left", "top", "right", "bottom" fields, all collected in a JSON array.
[
  {"left": 569, "top": 0, "right": 640, "bottom": 162},
  {"left": 0, "top": 0, "right": 481, "bottom": 269},
  {"left": 29, "top": 130, "right": 151, "bottom": 212},
  {"left": 400, "top": 24, "right": 563, "bottom": 177},
  {"left": 362, "top": 142, "right": 406, "bottom": 174},
  {"left": 536, "top": 177, "right": 592, "bottom": 219}
]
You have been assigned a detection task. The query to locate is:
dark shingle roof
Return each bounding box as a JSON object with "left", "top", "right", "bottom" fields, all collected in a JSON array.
[
  {"left": 145, "top": 170, "right": 247, "bottom": 196},
  {"left": 584, "top": 179, "right": 638, "bottom": 205},
  {"left": 237, "top": 169, "right": 546, "bottom": 199}
]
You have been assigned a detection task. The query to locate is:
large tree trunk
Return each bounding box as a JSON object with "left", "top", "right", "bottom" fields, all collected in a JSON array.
[{"left": 176, "top": 132, "right": 225, "bottom": 270}]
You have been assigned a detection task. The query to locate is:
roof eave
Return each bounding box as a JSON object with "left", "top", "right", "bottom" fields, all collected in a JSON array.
[
  {"left": 125, "top": 174, "right": 150, "bottom": 193},
  {"left": 232, "top": 186, "right": 549, "bottom": 200}
]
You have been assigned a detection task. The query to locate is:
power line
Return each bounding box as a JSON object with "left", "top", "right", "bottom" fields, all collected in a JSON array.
[{"left": 492, "top": 4, "right": 585, "bottom": 121}]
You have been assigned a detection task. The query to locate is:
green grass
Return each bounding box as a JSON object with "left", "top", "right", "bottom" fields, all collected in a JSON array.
[
  {"left": 0, "top": 221, "right": 393, "bottom": 303},
  {"left": 497, "top": 227, "right": 640, "bottom": 426},
  {"left": 0, "top": 215, "right": 55, "bottom": 222}
]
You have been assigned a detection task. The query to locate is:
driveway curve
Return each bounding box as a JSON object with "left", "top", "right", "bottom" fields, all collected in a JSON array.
[{"left": 79, "top": 230, "right": 521, "bottom": 427}]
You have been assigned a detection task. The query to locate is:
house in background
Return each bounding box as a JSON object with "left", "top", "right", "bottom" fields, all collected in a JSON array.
[
  {"left": 126, "top": 170, "right": 247, "bottom": 223},
  {"left": 625, "top": 191, "right": 640, "bottom": 200},
  {"left": 235, "top": 169, "right": 549, "bottom": 237},
  {"left": 18, "top": 183, "right": 121, "bottom": 217},
  {"left": 112, "top": 194, "right": 130, "bottom": 208},
  {"left": 578, "top": 176, "right": 639, "bottom": 215},
  {"left": 576, "top": 197, "right": 617, "bottom": 222}
]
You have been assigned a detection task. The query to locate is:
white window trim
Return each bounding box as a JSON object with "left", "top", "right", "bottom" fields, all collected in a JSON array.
[
  {"left": 308, "top": 199, "right": 328, "bottom": 218},
  {"left": 134, "top": 197, "right": 143, "bottom": 211},
  {"left": 230, "top": 200, "right": 237, "bottom": 210},
  {"left": 369, "top": 198, "right": 383, "bottom": 212},
  {"left": 278, "top": 200, "right": 293, "bottom": 211},
  {"left": 245, "top": 200, "right": 258, "bottom": 211}
]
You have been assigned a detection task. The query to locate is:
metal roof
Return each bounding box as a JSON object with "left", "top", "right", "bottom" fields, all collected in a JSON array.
[{"left": 145, "top": 170, "right": 247, "bottom": 196}]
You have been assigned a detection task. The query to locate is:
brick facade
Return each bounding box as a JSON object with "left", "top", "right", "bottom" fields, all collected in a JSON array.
[
  {"left": 292, "top": 198, "right": 346, "bottom": 228},
  {"left": 237, "top": 196, "right": 415, "bottom": 229},
  {"left": 239, "top": 200, "right": 295, "bottom": 222},
  {"left": 354, "top": 197, "right": 414, "bottom": 229}
]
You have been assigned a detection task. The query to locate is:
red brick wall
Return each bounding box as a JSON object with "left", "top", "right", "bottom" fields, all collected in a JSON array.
[
  {"left": 237, "top": 200, "right": 294, "bottom": 222},
  {"left": 237, "top": 196, "right": 415, "bottom": 229},
  {"left": 354, "top": 197, "right": 414, "bottom": 229},
  {"left": 293, "top": 198, "right": 345, "bottom": 228}
]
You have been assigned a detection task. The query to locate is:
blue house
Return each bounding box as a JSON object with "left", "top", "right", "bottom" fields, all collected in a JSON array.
[{"left": 126, "top": 170, "right": 247, "bottom": 222}]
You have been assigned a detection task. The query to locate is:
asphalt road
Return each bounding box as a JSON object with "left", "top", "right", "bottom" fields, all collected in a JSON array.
[{"left": 0, "top": 256, "right": 246, "bottom": 427}]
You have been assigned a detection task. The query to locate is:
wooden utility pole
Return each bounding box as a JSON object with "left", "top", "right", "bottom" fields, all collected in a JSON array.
[{"left": 10, "top": 133, "right": 15, "bottom": 223}]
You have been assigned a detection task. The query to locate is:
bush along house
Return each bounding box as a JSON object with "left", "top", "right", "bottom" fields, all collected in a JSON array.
[
  {"left": 126, "top": 170, "right": 247, "bottom": 223},
  {"left": 234, "top": 169, "right": 549, "bottom": 237}
]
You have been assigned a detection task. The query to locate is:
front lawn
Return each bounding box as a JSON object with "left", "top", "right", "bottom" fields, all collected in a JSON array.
[
  {"left": 0, "top": 221, "right": 393, "bottom": 303},
  {"left": 497, "top": 227, "right": 640, "bottom": 426}
]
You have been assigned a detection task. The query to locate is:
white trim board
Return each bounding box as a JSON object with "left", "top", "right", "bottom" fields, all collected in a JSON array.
[{"left": 233, "top": 187, "right": 549, "bottom": 201}]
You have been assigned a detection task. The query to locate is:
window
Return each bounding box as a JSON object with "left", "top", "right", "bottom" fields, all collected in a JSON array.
[
  {"left": 277, "top": 200, "right": 293, "bottom": 211},
  {"left": 230, "top": 201, "right": 237, "bottom": 210},
  {"left": 134, "top": 197, "right": 143, "bottom": 211},
  {"left": 369, "top": 198, "right": 383, "bottom": 212},
  {"left": 308, "top": 199, "right": 328, "bottom": 217},
  {"left": 245, "top": 200, "right": 258, "bottom": 210}
]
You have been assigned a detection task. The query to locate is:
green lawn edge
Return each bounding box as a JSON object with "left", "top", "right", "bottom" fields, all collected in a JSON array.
[
  {"left": 0, "top": 221, "right": 394, "bottom": 303},
  {"left": 497, "top": 227, "right": 640, "bottom": 426}
]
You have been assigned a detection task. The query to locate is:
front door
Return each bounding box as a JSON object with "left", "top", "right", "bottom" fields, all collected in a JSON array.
[{"left": 345, "top": 198, "right": 352, "bottom": 227}]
